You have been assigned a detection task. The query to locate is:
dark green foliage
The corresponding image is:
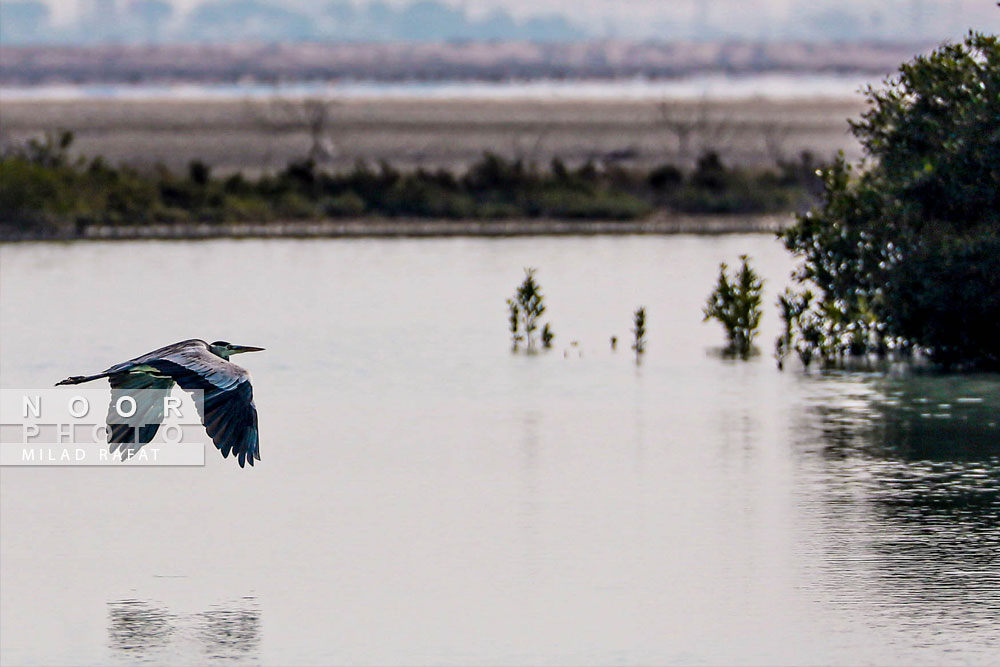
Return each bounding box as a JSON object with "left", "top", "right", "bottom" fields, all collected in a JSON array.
[
  {"left": 632, "top": 307, "right": 647, "bottom": 361},
  {"left": 0, "top": 131, "right": 169, "bottom": 234},
  {"left": 704, "top": 256, "right": 763, "bottom": 358},
  {"left": 533, "top": 188, "right": 652, "bottom": 219},
  {"left": 780, "top": 32, "right": 1000, "bottom": 369},
  {"left": 691, "top": 151, "right": 727, "bottom": 192},
  {"left": 507, "top": 268, "right": 554, "bottom": 352},
  {"left": 672, "top": 152, "right": 815, "bottom": 214},
  {"left": 282, "top": 159, "right": 318, "bottom": 192},
  {"left": 320, "top": 191, "right": 366, "bottom": 217},
  {"left": 188, "top": 160, "right": 211, "bottom": 186},
  {"left": 648, "top": 163, "right": 683, "bottom": 191},
  {"left": 463, "top": 152, "right": 525, "bottom": 191},
  {"left": 19, "top": 130, "right": 74, "bottom": 168},
  {"left": 1, "top": 136, "right": 819, "bottom": 238},
  {"left": 888, "top": 234, "right": 1000, "bottom": 367}
]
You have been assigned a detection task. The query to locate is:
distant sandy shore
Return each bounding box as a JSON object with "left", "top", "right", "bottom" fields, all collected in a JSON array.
[
  {"left": 1, "top": 215, "right": 791, "bottom": 243},
  {"left": 0, "top": 96, "right": 864, "bottom": 174}
]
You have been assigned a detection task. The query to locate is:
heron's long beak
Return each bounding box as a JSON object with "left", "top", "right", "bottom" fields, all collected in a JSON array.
[{"left": 232, "top": 345, "right": 265, "bottom": 354}]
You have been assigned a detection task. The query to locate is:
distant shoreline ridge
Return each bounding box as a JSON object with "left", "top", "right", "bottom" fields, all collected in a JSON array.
[{"left": 0, "top": 40, "right": 933, "bottom": 91}]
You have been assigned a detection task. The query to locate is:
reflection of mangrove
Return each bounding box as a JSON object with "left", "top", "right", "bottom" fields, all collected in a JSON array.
[
  {"left": 807, "top": 376, "right": 1000, "bottom": 461},
  {"left": 107, "top": 599, "right": 175, "bottom": 654},
  {"left": 805, "top": 375, "right": 1000, "bottom": 552},
  {"left": 196, "top": 600, "right": 262, "bottom": 660},
  {"left": 107, "top": 597, "right": 261, "bottom": 662},
  {"left": 1, "top": 131, "right": 821, "bottom": 237},
  {"left": 805, "top": 376, "right": 1000, "bottom": 617}
]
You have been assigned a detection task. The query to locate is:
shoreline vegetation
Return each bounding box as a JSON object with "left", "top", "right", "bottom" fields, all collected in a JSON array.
[{"left": 0, "top": 131, "right": 818, "bottom": 241}]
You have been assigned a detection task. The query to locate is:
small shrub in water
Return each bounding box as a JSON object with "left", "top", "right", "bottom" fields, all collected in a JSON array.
[
  {"left": 541, "top": 323, "right": 555, "bottom": 349},
  {"left": 632, "top": 307, "right": 647, "bottom": 361},
  {"left": 507, "top": 268, "right": 554, "bottom": 352},
  {"left": 775, "top": 288, "right": 807, "bottom": 368},
  {"left": 703, "top": 255, "right": 763, "bottom": 358}
]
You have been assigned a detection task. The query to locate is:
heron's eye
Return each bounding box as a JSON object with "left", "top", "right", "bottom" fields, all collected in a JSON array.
[{"left": 211, "top": 340, "right": 230, "bottom": 347}]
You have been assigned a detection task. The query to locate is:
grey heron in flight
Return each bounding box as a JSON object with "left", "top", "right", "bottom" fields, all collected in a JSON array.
[{"left": 56, "top": 339, "right": 264, "bottom": 468}]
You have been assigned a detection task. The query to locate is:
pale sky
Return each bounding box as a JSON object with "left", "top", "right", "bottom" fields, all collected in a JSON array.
[
  {"left": 30, "top": 0, "right": 888, "bottom": 22},
  {"left": 47, "top": 0, "right": 707, "bottom": 21}
]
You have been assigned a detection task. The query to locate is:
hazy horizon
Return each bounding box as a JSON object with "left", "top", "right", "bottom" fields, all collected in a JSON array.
[{"left": 3, "top": 0, "right": 998, "bottom": 45}]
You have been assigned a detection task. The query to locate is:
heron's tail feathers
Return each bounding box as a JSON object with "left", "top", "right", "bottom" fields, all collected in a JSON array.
[{"left": 55, "top": 373, "right": 108, "bottom": 386}]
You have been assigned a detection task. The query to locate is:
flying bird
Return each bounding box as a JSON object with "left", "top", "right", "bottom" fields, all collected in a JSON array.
[{"left": 56, "top": 339, "right": 264, "bottom": 467}]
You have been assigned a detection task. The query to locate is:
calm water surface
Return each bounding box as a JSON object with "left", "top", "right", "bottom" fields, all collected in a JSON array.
[{"left": 1, "top": 234, "right": 998, "bottom": 665}]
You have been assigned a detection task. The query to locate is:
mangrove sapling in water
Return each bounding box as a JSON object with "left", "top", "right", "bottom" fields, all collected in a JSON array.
[
  {"left": 541, "top": 323, "right": 555, "bottom": 349},
  {"left": 507, "top": 298, "right": 522, "bottom": 349},
  {"left": 775, "top": 289, "right": 795, "bottom": 369},
  {"left": 507, "top": 268, "right": 554, "bottom": 352},
  {"left": 632, "top": 307, "right": 647, "bottom": 362},
  {"left": 703, "top": 255, "right": 763, "bottom": 358}
]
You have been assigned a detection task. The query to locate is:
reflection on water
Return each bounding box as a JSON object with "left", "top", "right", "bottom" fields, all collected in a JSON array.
[
  {"left": 797, "top": 372, "right": 1000, "bottom": 642},
  {"left": 806, "top": 373, "right": 1000, "bottom": 460},
  {"left": 108, "top": 597, "right": 260, "bottom": 664},
  {"left": 196, "top": 599, "right": 262, "bottom": 661},
  {"left": 107, "top": 600, "right": 175, "bottom": 656}
]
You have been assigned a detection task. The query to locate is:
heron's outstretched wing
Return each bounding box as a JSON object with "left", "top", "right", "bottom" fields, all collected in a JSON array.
[
  {"left": 200, "top": 379, "right": 259, "bottom": 468},
  {"left": 143, "top": 346, "right": 260, "bottom": 468},
  {"left": 106, "top": 372, "right": 175, "bottom": 459}
]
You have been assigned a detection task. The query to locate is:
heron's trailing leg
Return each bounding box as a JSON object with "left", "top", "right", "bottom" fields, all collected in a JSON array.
[{"left": 56, "top": 373, "right": 109, "bottom": 386}]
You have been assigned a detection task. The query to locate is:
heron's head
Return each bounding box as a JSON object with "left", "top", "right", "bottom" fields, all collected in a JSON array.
[{"left": 209, "top": 341, "right": 266, "bottom": 360}]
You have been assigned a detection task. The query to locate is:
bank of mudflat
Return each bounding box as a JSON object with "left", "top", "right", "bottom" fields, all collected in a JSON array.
[{"left": 0, "top": 215, "right": 787, "bottom": 242}]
